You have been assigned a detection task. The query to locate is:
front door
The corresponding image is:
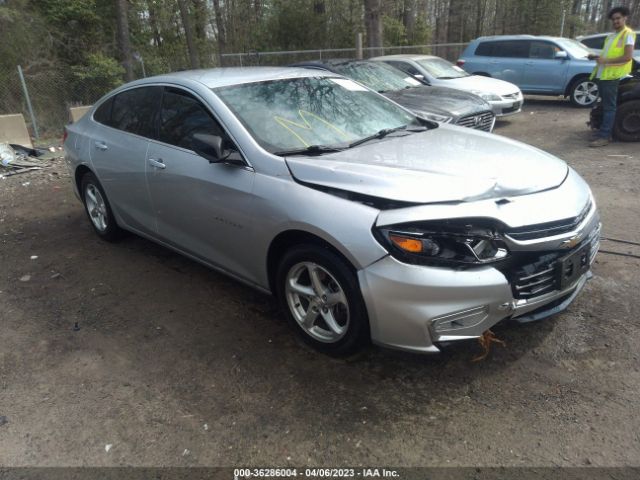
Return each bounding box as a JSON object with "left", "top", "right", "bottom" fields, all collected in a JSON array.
[{"left": 145, "top": 86, "right": 256, "bottom": 278}]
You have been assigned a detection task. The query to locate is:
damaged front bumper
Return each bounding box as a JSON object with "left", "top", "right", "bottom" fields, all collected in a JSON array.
[{"left": 358, "top": 223, "right": 600, "bottom": 354}]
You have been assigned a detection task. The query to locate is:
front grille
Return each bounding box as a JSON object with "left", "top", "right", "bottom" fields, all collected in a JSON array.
[
  {"left": 506, "top": 200, "right": 592, "bottom": 241},
  {"left": 511, "top": 252, "right": 560, "bottom": 299},
  {"left": 455, "top": 111, "right": 495, "bottom": 131}
]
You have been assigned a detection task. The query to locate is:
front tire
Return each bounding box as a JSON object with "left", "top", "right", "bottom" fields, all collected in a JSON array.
[
  {"left": 613, "top": 100, "right": 640, "bottom": 142},
  {"left": 276, "top": 245, "right": 370, "bottom": 356},
  {"left": 80, "top": 172, "right": 123, "bottom": 242},
  {"left": 569, "top": 77, "right": 599, "bottom": 107}
]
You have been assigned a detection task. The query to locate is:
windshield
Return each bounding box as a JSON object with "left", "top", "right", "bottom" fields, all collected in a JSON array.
[
  {"left": 555, "top": 38, "right": 593, "bottom": 59},
  {"left": 214, "top": 77, "right": 421, "bottom": 153},
  {"left": 331, "top": 61, "right": 422, "bottom": 92},
  {"left": 416, "top": 57, "right": 470, "bottom": 79}
]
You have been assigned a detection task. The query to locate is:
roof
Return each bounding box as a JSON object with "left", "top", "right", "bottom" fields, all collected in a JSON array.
[
  {"left": 127, "top": 67, "right": 334, "bottom": 89},
  {"left": 473, "top": 34, "right": 570, "bottom": 42}
]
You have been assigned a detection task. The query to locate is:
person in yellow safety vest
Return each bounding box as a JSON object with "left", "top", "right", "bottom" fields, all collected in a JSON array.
[{"left": 588, "top": 6, "right": 636, "bottom": 147}]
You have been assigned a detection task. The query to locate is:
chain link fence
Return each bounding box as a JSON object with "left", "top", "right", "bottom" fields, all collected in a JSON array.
[{"left": 0, "top": 42, "right": 468, "bottom": 145}]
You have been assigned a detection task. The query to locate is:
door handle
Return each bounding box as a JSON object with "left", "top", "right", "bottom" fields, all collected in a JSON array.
[
  {"left": 94, "top": 141, "right": 108, "bottom": 151},
  {"left": 148, "top": 158, "right": 166, "bottom": 169}
]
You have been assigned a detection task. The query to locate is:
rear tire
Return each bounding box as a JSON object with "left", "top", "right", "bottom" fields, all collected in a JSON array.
[
  {"left": 80, "top": 172, "right": 123, "bottom": 242},
  {"left": 276, "top": 244, "right": 370, "bottom": 356},
  {"left": 569, "top": 77, "right": 599, "bottom": 107},
  {"left": 612, "top": 100, "right": 640, "bottom": 142}
]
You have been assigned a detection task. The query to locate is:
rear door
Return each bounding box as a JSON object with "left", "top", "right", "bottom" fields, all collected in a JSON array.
[
  {"left": 522, "top": 40, "right": 569, "bottom": 93},
  {"left": 89, "top": 86, "right": 162, "bottom": 235},
  {"left": 474, "top": 40, "right": 528, "bottom": 86},
  {"left": 145, "top": 86, "right": 256, "bottom": 277}
]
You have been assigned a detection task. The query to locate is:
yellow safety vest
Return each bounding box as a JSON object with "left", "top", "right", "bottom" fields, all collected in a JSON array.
[{"left": 591, "top": 26, "right": 636, "bottom": 80}]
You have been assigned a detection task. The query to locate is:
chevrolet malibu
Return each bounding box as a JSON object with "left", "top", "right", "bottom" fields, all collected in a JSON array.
[{"left": 65, "top": 67, "right": 600, "bottom": 355}]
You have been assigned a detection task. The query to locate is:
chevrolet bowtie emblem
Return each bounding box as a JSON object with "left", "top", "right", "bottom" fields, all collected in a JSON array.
[{"left": 562, "top": 233, "right": 583, "bottom": 249}]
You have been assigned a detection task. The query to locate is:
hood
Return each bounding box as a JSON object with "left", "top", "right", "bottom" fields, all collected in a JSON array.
[
  {"left": 439, "top": 75, "right": 521, "bottom": 96},
  {"left": 384, "top": 86, "right": 490, "bottom": 118},
  {"left": 285, "top": 125, "right": 568, "bottom": 205}
]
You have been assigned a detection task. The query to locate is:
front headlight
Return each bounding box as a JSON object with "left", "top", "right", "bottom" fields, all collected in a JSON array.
[
  {"left": 471, "top": 90, "right": 502, "bottom": 102},
  {"left": 374, "top": 220, "right": 510, "bottom": 266},
  {"left": 415, "top": 111, "right": 453, "bottom": 123}
]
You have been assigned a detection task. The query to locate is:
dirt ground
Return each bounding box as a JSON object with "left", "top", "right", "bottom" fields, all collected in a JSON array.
[{"left": 0, "top": 97, "right": 639, "bottom": 468}]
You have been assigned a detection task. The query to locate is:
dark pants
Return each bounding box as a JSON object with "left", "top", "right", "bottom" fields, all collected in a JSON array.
[{"left": 596, "top": 79, "right": 620, "bottom": 139}]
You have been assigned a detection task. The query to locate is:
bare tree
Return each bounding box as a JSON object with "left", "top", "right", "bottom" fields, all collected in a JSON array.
[
  {"left": 364, "top": 0, "right": 384, "bottom": 55},
  {"left": 178, "top": 0, "right": 200, "bottom": 69},
  {"left": 115, "top": 0, "right": 134, "bottom": 81}
]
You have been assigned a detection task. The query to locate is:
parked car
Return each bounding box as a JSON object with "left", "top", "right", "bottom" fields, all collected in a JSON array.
[
  {"left": 65, "top": 67, "right": 600, "bottom": 355},
  {"left": 371, "top": 54, "right": 523, "bottom": 117},
  {"left": 291, "top": 59, "right": 496, "bottom": 132},
  {"left": 589, "top": 60, "right": 640, "bottom": 141},
  {"left": 458, "top": 35, "right": 600, "bottom": 107},
  {"left": 578, "top": 31, "right": 640, "bottom": 61}
]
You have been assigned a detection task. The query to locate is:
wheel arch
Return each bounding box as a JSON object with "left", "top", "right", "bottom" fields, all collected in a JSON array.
[
  {"left": 266, "top": 229, "right": 359, "bottom": 295},
  {"left": 565, "top": 73, "right": 592, "bottom": 97},
  {"left": 74, "top": 164, "right": 94, "bottom": 196},
  {"left": 473, "top": 72, "right": 492, "bottom": 77}
]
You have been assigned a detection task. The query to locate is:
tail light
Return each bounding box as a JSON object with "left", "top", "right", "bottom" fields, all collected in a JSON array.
[
  {"left": 62, "top": 127, "right": 68, "bottom": 144},
  {"left": 456, "top": 59, "right": 466, "bottom": 67}
]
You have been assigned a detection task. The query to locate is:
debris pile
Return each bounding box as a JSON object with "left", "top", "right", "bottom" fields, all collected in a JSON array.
[{"left": 0, "top": 143, "right": 57, "bottom": 178}]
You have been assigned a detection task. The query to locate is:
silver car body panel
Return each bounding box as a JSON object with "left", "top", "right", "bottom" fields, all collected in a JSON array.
[{"left": 65, "top": 67, "right": 599, "bottom": 354}]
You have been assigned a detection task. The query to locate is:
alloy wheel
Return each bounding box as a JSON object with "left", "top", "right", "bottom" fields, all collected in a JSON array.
[
  {"left": 285, "top": 261, "right": 350, "bottom": 343},
  {"left": 85, "top": 184, "right": 108, "bottom": 232},
  {"left": 573, "top": 81, "right": 599, "bottom": 106}
]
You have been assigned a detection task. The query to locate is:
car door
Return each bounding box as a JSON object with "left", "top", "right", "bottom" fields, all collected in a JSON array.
[
  {"left": 88, "top": 86, "right": 162, "bottom": 236},
  {"left": 145, "top": 86, "right": 256, "bottom": 277},
  {"left": 522, "top": 40, "right": 570, "bottom": 93},
  {"left": 476, "top": 40, "right": 528, "bottom": 86}
]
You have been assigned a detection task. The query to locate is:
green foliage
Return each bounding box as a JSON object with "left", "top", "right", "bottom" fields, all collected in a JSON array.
[
  {"left": 382, "top": 15, "right": 407, "bottom": 47},
  {"left": 70, "top": 53, "right": 125, "bottom": 103}
]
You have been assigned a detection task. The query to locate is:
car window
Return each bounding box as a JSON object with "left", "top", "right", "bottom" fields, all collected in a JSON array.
[
  {"left": 386, "top": 61, "right": 416, "bottom": 75},
  {"left": 110, "top": 86, "right": 162, "bottom": 138},
  {"left": 415, "top": 57, "right": 469, "bottom": 78},
  {"left": 159, "top": 87, "right": 226, "bottom": 151},
  {"left": 93, "top": 97, "right": 113, "bottom": 125},
  {"left": 529, "top": 41, "right": 559, "bottom": 59},
  {"left": 214, "top": 77, "right": 420, "bottom": 153},
  {"left": 636, "top": 35, "right": 639, "bottom": 49},
  {"left": 475, "top": 40, "right": 529, "bottom": 58},
  {"left": 581, "top": 36, "right": 606, "bottom": 49},
  {"left": 331, "top": 61, "right": 420, "bottom": 92}
]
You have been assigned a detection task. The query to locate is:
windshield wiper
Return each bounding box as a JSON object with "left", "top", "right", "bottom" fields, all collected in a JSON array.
[
  {"left": 436, "top": 76, "right": 457, "bottom": 80},
  {"left": 348, "top": 125, "right": 426, "bottom": 149},
  {"left": 273, "top": 145, "right": 345, "bottom": 156}
]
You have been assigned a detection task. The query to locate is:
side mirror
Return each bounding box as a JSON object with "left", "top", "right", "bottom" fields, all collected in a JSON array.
[
  {"left": 555, "top": 51, "right": 568, "bottom": 60},
  {"left": 192, "top": 133, "right": 224, "bottom": 163}
]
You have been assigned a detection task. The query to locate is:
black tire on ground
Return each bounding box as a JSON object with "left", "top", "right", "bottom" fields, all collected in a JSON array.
[
  {"left": 80, "top": 171, "right": 124, "bottom": 242},
  {"left": 276, "top": 244, "right": 370, "bottom": 356},
  {"left": 613, "top": 100, "right": 640, "bottom": 142},
  {"left": 569, "top": 77, "right": 599, "bottom": 107}
]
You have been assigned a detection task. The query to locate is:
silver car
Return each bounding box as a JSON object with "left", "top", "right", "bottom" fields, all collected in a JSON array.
[
  {"left": 64, "top": 67, "right": 600, "bottom": 355},
  {"left": 372, "top": 54, "right": 524, "bottom": 116}
]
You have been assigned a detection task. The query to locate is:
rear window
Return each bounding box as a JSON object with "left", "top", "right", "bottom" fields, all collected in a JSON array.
[
  {"left": 110, "top": 86, "right": 163, "bottom": 138},
  {"left": 475, "top": 40, "right": 529, "bottom": 58},
  {"left": 581, "top": 36, "right": 606, "bottom": 49},
  {"left": 93, "top": 97, "right": 113, "bottom": 125}
]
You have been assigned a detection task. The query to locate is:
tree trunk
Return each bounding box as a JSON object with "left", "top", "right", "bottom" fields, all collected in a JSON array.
[
  {"left": 402, "top": 0, "right": 416, "bottom": 42},
  {"left": 115, "top": 0, "right": 134, "bottom": 82},
  {"left": 178, "top": 0, "right": 200, "bottom": 69},
  {"left": 364, "top": 0, "right": 383, "bottom": 56},
  {"left": 211, "top": 0, "right": 227, "bottom": 66}
]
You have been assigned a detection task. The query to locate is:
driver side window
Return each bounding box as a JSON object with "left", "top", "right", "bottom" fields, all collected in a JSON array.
[{"left": 159, "top": 87, "right": 228, "bottom": 152}]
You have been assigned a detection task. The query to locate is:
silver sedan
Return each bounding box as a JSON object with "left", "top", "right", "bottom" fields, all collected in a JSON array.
[{"left": 64, "top": 67, "right": 600, "bottom": 355}]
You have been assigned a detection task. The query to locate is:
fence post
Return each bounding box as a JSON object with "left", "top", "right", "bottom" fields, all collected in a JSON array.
[
  {"left": 17, "top": 65, "right": 39, "bottom": 141},
  {"left": 355, "top": 33, "right": 363, "bottom": 60}
]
